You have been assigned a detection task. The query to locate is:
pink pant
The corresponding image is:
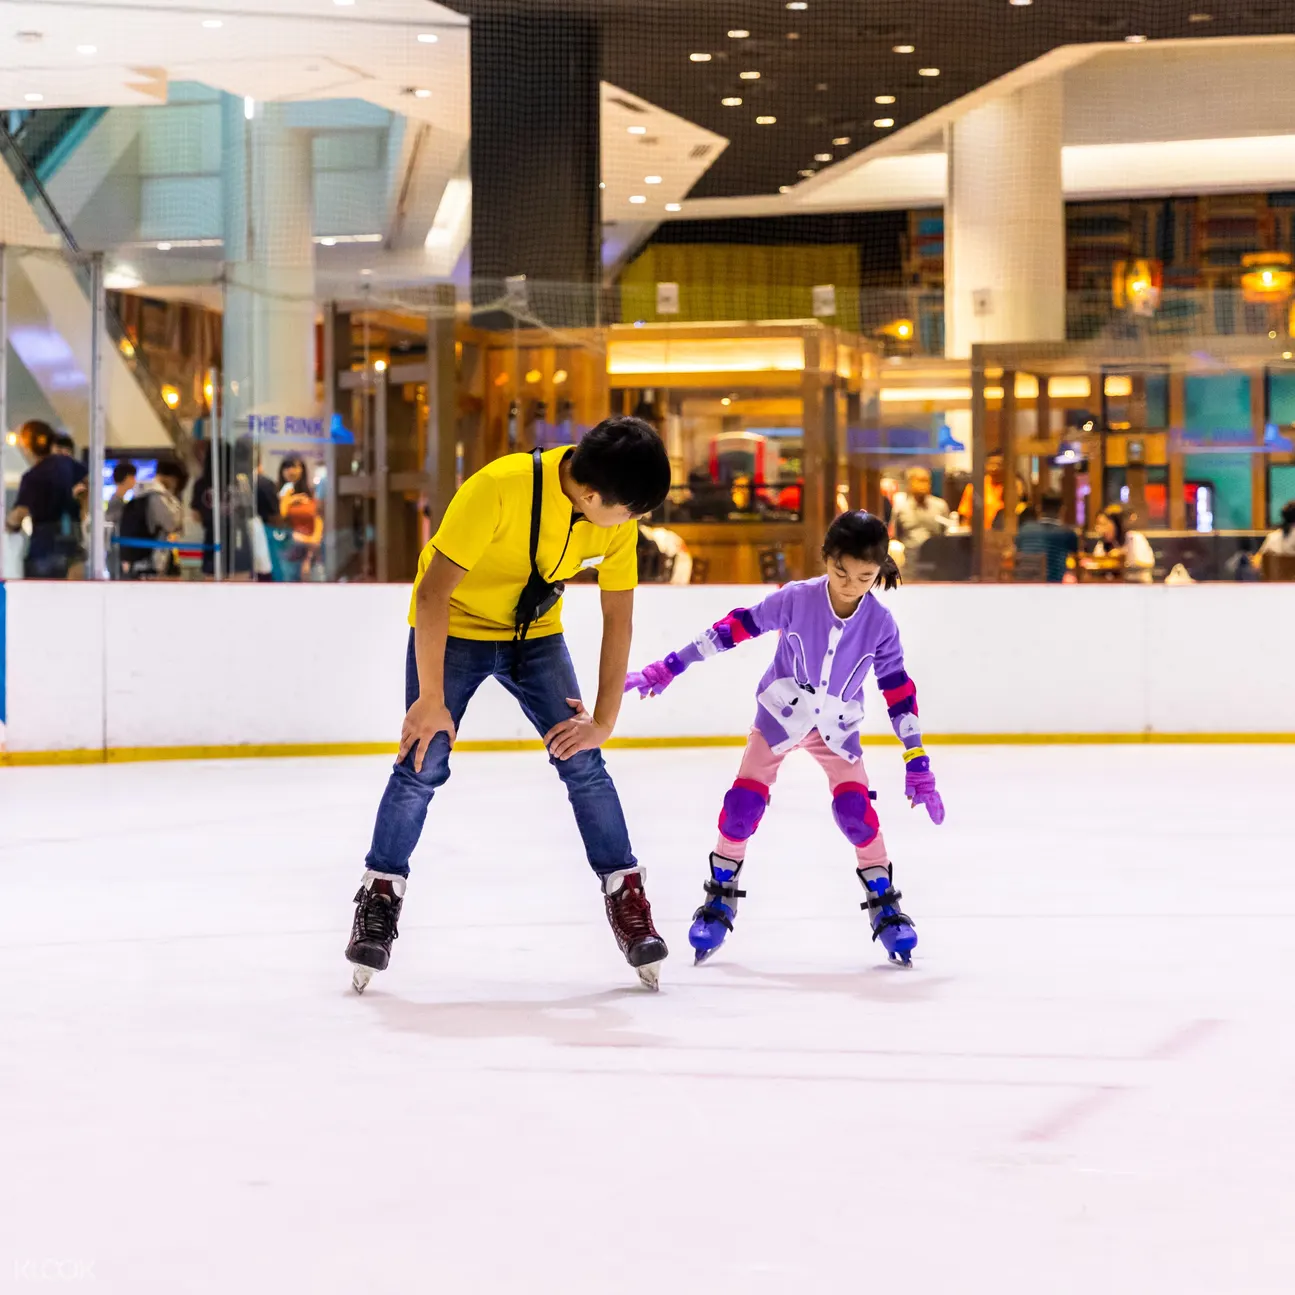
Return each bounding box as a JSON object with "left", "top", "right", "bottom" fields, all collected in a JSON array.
[{"left": 716, "top": 727, "right": 890, "bottom": 869}]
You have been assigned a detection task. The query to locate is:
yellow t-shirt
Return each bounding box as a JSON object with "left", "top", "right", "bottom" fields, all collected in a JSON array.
[{"left": 407, "top": 447, "right": 639, "bottom": 638}]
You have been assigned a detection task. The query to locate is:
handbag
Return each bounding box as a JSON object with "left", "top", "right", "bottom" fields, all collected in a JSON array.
[{"left": 249, "top": 516, "right": 273, "bottom": 576}]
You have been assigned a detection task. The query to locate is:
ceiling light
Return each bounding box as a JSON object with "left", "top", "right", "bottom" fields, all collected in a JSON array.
[
  {"left": 360, "top": 268, "right": 373, "bottom": 276},
  {"left": 786, "top": 1, "right": 808, "bottom": 8},
  {"left": 893, "top": 44, "right": 915, "bottom": 53},
  {"left": 553, "top": 369, "right": 569, "bottom": 383},
  {"left": 786, "top": 31, "right": 800, "bottom": 39},
  {"left": 162, "top": 385, "right": 181, "bottom": 409},
  {"left": 1188, "top": 12, "right": 1212, "bottom": 21},
  {"left": 814, "top": 153, "right": 832, "bottom": 162},
  {"left": 76, "top": 44, "right": 96, "bottom": 54},
  {"left": 832, "top": 136, "right": 850, "bottom": 146},
  {"left": 1125, "top": 33, "right": 1148, "bottom": 43},
  {"left": 417, "top": 32, "right": 439, "bottom": 42},
  {"left": 320, "top": 237, "right": 337, "bottom": 247},
  {"left": 524, "top": 368, "right": 540, "bottom": 383},
  {"left": 414, "top": 88, "right": 432, "bottom": 98},
  {"left": 629, "top": 195, "right": 647, "bottom": 204},
  {"left": 24, "top": 93, "right": 43, "bottom": 103},
  {"left": 874, "top": 117, "right": 895, "bottom": 128},
  {"left": 779, "top": 185, "right": 793, "bottom": 193},
  {"left": 722, "top": 96, "right": 743, "bottom": 106},
  {"left": 598, "top": 182, "right": 605, "bottom": 189},
  {"left": 628, "top": 125, "right": 647, "bottom": 135},
  {"left": 157, "top": 242, "right": 173, "bottom": 251},
  {"left": 739, "top": 70, "right": 761, "bottom": 80},
  {"left": 728, "top": 29, "right": 749, "bottom": 38},
  {"left": 1284, "top": 351, "right": 1294, "bottom": 360},
  {"left": 644, "top": 175, "right": 662, "bottom": 184},
  {"left": 875, "top": 94, "right": 896, "bottom": 104},
  {"left": 798, "top": 170, "right": 816, "bottom": 178},
  {"left": 720, "top": 397, "right": 732, "bottom": 406},
  {"left": 375, "top": 360, "right": 389, "bottom": 373},
  {"left": 665, "top": 203, "right": 682, "bottom": 212},
  {"left": 1010, "top": 0, "right": 1032, "bottom": 5},
  {"left": 918, "top": 67, "right": 940, "bottom": 76},
  {"left": 756, "top": 115, "right": 776, "bottom": 125},
  {"left": 689, "top": 52, "right": 712, "bottom": 62},
  {"left": 201, "top": 18, "right": 223, "bottom": 28}
]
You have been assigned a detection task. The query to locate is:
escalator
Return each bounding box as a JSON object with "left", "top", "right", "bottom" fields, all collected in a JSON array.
[{"left": 0, "top": 114, "right": 180, "bottom": 453}]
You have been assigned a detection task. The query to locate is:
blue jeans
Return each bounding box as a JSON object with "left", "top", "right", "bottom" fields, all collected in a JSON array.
[{"left": 365, "top": 631, "right": 636, "bottom": 879}]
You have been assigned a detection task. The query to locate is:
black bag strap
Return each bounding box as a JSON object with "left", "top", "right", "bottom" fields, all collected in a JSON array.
[{"left": 529, "top": 447, "right": 544, "bottom": 579}]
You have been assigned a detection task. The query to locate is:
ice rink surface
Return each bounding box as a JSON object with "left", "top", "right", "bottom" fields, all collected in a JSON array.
[{"left": 3, "top": 743, "right": 1295, "bottom": 1294}]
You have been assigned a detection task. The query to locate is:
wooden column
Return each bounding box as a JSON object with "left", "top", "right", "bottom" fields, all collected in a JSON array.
[
  {"left": 801, "top": 330, "right": 830, "bottom": 557},
  {"left": 1251, "top": 366, "right": 1269, "bottom": 530},
  {"left": 1126, "top": 370, "right": 1149, "bottom": 526},
  {"left": 1167, "top": 368, "right": 1187, "bottom": 531},
  {"left": 970, "top": 347, "right": 987, "bottom": 580},
  {"left": 1000, "top": 370, "right": 1019, "bottom": 537},
  {"left": 425, "top": 284, "right": 458, "bottom": 534}
]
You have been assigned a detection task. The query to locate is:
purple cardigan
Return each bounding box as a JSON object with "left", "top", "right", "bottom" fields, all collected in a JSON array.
[{"left": 662, "top": 577, "right": 925, "bottom": 765}]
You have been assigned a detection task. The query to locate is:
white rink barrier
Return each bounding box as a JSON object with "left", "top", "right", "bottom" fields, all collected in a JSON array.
[{"left": 2, "top": 581, "right": 1294, "bottom": 763}]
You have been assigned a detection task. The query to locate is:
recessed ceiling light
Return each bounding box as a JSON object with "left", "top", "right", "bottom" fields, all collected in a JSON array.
[
  {"left": 722, "top": 96, "right": 743, "bottom": 106},
  {"left": 832, "top": 136, "right": 850, "bottom": 146},
  {"left": 1125, "top": 33, "right": 1148, "bottom": 42},
  {"left": 720, "top": 397, "right": 732, "bottom": 406},
  {"left": 875, "top": 94, "right": 896, "bottom": 104},
  {"left": 24, "top": 93, "right": 43, "bottom": 102},
  {"left": 756, "top": 115, "right": 777, "bottom": 124},
  {"left": 629, "top": 195, "right": 647, "bottom": 204},
  {"left": 360, "top": 268, "right": 373, "bottom": 276},
  {"left": 779, "top": 185, "right": 793, "bottom": 193},
  {"left": 689, "top": 52, "right": 712, "bottom": 62},
  {"left": 599, "top": 182, "right": 606, "bottom": 189},
  {"left": 1010, "top": 0, "right": 1032, "bottom": 5},
  {"left": 893, "top": 44, "right": 915, "bottom": 53},
  {"left": 728, "top": 29, "right": 749, "bottom": 38},
  {"left": 739, "top": 70, "right": 761, "bottom": 80},
  {"left": 786, "top": 1, "right": 808, "bottom": 8},
  {"left": 665, "top": 203, "right": 682, "bottom": 212},
  {"left": 320, "top": 237, "right": 337, "bottom": 246},
  {"left": 1188, "top": 12, "right": 1212, "bottom": 21},
  {"left": 918, "top": 66, "right": 940, "bottom": 76},
  {"left": 76, "top": 43, "right": 96, "bottom": 54},
  {"left": 814, "top": 152, "right": 832, "bottom": 162},
  {"left": 644, "top": 175, "right": 662, "bottom": 184},
  {"left": 201, "top": 18, "right": 222, "bottom": 27},
  {"left": 874, "top": 117, "right": 895, "bottom": 128},
  {"left": 417, "top": 32, "right": 439, "bottom": 43},
  {"left": 786, "top": 31, "right": 800, "bottom": 39},
  {"left": 628, "top": 125, "right": 647, "bottom": 135},
  {"left": 799, "top": 169, "right": 816, "bottom": 177},
  {"left": 413, "top": 88, "right": 432, "bottom": 98},
  {"left": 156, "top": 242, "right": 172, "bottom": 251}
]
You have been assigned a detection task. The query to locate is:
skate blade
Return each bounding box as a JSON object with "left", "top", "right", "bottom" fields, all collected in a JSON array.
[
  {"left": 693, "top": 948, "right": 715, "bottom": 965},
  {"left": 351, "top": 966, "right": 376, "bottom": 994},
  {"left": 637, "top": 962, "right": 662, "bottom": 991},
  {"left": 887, "top": 951, "right": 914, "bottom": 968}
]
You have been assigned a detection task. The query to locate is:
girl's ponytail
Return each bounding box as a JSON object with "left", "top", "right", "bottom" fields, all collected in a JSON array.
[{"left": 876, "top": 551, "right": 902, "bottom": 591}]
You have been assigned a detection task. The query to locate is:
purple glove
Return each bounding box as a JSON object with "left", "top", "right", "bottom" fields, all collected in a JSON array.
[
  {"left": 905, "top": 766, "right": 945, "bottom": 825},
  {"left": 624, "top": 659, "right": 675, "bottom": 699}
]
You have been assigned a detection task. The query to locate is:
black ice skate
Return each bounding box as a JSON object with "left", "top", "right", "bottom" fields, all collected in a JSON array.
[
  {"left": 602, "top": 867, "right": 668, "bottom": 990},
  {"left": 346, "top": 870, "right": 405, "bottom": 993}
]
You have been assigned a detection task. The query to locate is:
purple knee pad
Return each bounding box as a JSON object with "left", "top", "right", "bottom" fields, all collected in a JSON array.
[
  {"left": 833, "top": 783, "right": 880, "bottom": 847},
  {"left": 718, "top": 778, "right": 770, "bottom": 841}
]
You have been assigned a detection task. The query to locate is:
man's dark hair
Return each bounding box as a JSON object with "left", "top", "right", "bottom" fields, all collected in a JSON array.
[
  {"left": 821, "top": 510, "right": 900, "bottom": 590},
  {"left": 156, "top": 456, "right": 190, "bottom": 494},
  {"left": 113, "top": 460, "right": 138, "bottom": 486},
  {"left": 569, "top": 415, "right": 671, "bottom": 515},
  {"left": 1040, "top": 491, "right": 1064, "bottom": 518},
  {"left": 53, "top": 431, "right": 76, "bottom": 453},
  {"left": 22, "top": 419, "right": 57, "bottom": 458}
]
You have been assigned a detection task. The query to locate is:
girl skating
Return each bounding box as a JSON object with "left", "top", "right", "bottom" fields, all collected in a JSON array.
[{"left": 625, "top": 511, "right": 944, "bottom": 965}]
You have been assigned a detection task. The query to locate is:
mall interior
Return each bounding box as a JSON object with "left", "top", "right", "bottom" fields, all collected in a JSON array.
[{"left": 2, "top": 0, "right": 1295, "bottom": 592}]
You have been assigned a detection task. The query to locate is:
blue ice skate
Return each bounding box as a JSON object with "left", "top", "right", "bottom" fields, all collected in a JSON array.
[
  {"left": 688, "top": 854, "right": 746, "bottom": 964},
  {"left": 858, "top": 868, "right": 917, "bottom": 966}
]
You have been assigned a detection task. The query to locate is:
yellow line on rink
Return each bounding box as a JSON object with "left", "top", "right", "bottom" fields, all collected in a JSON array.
[{"left": 3, "top": 731, "right": 1295, "bottom": 767}]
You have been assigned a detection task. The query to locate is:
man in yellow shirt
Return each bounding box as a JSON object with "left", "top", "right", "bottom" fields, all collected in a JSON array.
[{"left": 346, "top": 416, "right": 674, "bottom": 990}]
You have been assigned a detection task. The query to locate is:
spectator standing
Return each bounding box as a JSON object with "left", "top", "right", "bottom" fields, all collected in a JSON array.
[
  {"left": 892, "top": 467, "right": 950, "bottom": 571},
  {"left": 1014, "top": 491, "right": 1079, "bottom": 583},
  {"left": 3, "top": 420, "right": 88, "bottom": 579},
  {"left": 1253, "top": 500, "right": 1295, "bottom": 570},
  {"left": 278, "top": 453, "right": 323, "bottom": 580},
  {"left": 105, "top": 460, "right": 138, "bottom": 533},
  {"left": 118, "top": 457, "right": 189, "bottom": 578}
]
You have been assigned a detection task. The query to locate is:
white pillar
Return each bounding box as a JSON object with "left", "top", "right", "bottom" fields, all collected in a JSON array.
[
  {"left": 944, "top": 80, "right": 1065, "bottom": 360},
  {"left": 221, "top": 97, "right": 316, "bottom": 433}
]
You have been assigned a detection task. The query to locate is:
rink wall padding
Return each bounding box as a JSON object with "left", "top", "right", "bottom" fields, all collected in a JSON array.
[{"left": 2, "top": 581, "right": 1294, "bottom": 764}]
